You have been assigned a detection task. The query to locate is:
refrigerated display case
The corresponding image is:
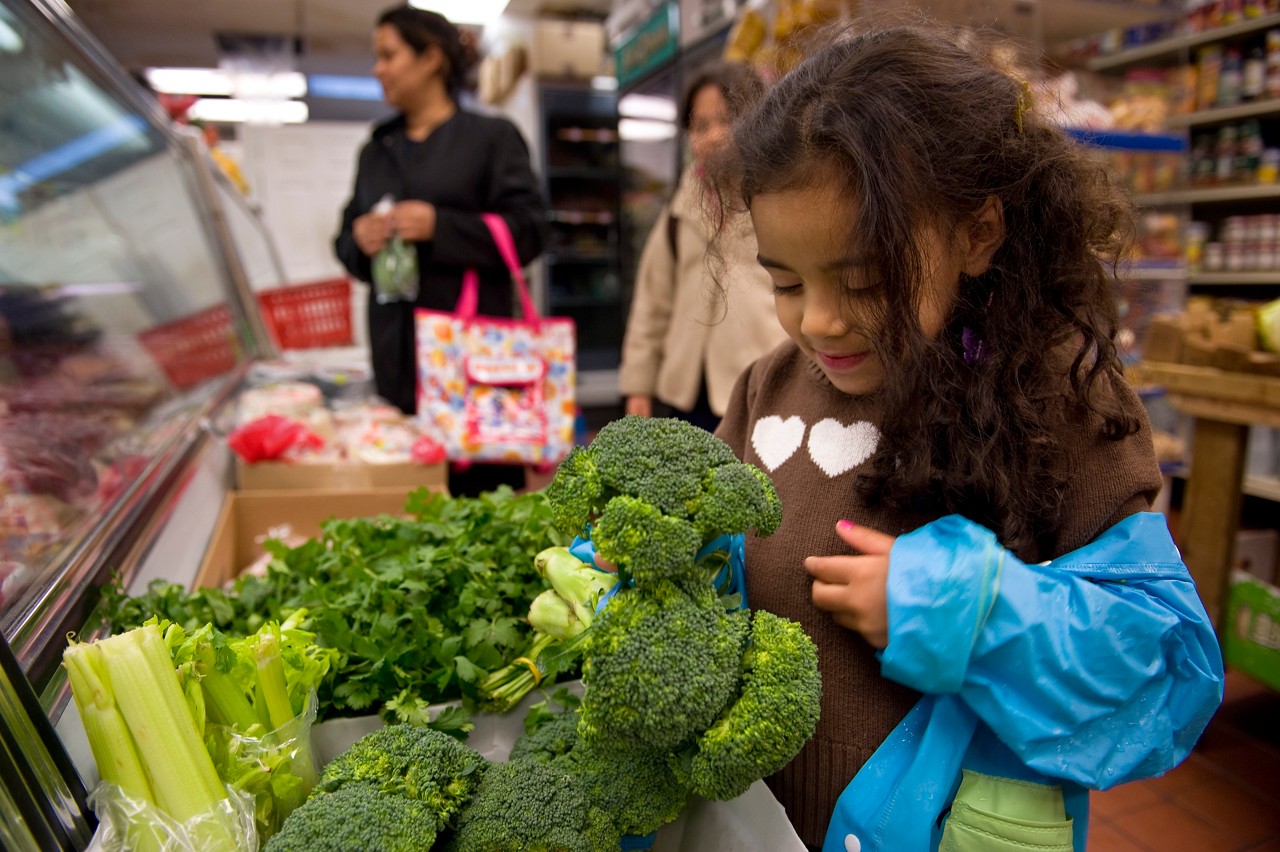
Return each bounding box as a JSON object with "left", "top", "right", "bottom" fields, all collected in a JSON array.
[{"left": 0, "top": 1, "right": 284, "bottom": 845}]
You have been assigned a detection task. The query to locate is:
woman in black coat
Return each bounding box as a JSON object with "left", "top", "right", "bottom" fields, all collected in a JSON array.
[{"left": 335, "top": 5, "right": 548, "bottom": 496}]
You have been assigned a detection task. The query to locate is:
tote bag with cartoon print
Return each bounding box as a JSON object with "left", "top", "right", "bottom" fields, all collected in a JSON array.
[{"left": 415, "top": 213, "right": 576, "bottom": 466}]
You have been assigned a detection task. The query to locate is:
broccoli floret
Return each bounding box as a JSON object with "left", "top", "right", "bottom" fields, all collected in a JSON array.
[
  {"left": 579, "top": 582, "right": 749, "bottom": 751},
  {"left": 544, "top": 446, "right": 605, "bottom": 538},
  {"left": 554, "top": 739, "right": 689, "bottom": 837},
  {"left": 686, "top": 611, "right": 822, "bottom": 801},
  {"left": 691, "top": 463, "right": 783, "bottom": 539},
  {"left": 444, "top": 758, "right": 620, "bottom": 852},
  {"left": 509, "top": 706, "right": 580, "bottom": 765},
  {"left": 264, "top": 783, "right": 438, "bottom": 852},
  {"left": 587, "top": 417, "right": 738, "bottom": 518},
  {"left": 317, "top": 724, "right": 487, "bottom": 826},
  {"left": 592, "top": 495, "right": 703, "bottom": 590}
]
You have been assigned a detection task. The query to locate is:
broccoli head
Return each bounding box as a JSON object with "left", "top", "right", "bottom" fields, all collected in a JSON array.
[
  {"left": 317, "top": 724, "right": 487, "bottom": 826},
  {"left": 554, "top": 739, "right": 689, "bottom": 838},
  {"left": 264, "top": 782, "right": 438, "bottom": 852},
  {"left": 685, "top": 610, "right": 822, "bottom": 801},
  {"left": 444, "top": 758, "right": 620, "bottom": 852},
  {"left": 592, "top": 495, "right": 703, "bottom": 590},
  {"left": 579, "top": 582, "right": 749, "bottom": 751}
]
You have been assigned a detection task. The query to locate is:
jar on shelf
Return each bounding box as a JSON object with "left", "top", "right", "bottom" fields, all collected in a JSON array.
[
  {"left": 1186, "top": 221, "right": 1211, "bottom": 271},
  {"left": 1205, "top": 241, "right": 1226, "bottom": 271}
]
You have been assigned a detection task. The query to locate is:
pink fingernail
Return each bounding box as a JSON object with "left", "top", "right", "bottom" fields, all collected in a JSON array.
[{"left": 837, "top": 519, "right": 855, "bottom": 531}]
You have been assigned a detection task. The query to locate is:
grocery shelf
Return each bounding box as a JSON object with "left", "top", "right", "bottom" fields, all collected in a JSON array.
[
  {"left": 1188, "top": 272, "right": 1280, "bottom": 286},
  {"left": 1134, "top": 183, "right": 1280, "bottom": 206},
  {"left": 1087, "top": 12, "right": 1280, "bottom": 72},
  {"left": 1126, "top": 258, "right": 1182, "bottom": 278},
  {"left": 1168, "top": 97, "right": 1280, "bottom": 128},
  {"left": 1244, "top": 473, "right": 1280, "bottom": 502}
]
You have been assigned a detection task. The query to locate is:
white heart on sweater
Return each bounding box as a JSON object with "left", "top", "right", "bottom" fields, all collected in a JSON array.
[
  {"left": 807, "top": 419, "right": 880, "bottom": 477},
  {"left": 751, "top": 415, "right": 806, "bottom": 471}
]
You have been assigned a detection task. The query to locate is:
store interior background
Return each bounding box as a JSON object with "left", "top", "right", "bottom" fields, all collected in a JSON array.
[
  {"left": 4, "top": 0, "right": 1280, "bottom": 849},
  {"left": 58, "top": 0, "right": 1182, "bottom": 414}
]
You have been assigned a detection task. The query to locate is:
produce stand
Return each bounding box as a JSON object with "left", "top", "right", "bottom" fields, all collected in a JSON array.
[{"left": 1131, "top": 361, "right": 1280, "bottom": 626}]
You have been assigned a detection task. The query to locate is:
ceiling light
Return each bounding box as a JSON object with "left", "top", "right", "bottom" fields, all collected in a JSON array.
[
  {"left": 187, "top": 98, "right": 309, "bottom": 124},
  {"left": 407, "top": 0, "right": 510, "bottom": 27},
  {"left": 618, "top": 93, "right": 677, "bottom": 122},
  {"left": 618, "top": 118, "right": 677, "bottom": 142},
  {"left": 146, "top": 67, "right": 306, "bottom": 99}
]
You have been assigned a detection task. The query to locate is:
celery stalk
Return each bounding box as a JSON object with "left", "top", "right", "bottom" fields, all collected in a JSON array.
[
  {"left": 63, "top": 641, "right": 154, "bottom": 804},
  {"left": 194, "top": 646, "right": 261, "bottom": 733},
  {"left": 97, "top": 625, "right": 239, "bottom": 849},
  {"left": 252, "top": 625, "right": 295, "bottom": 732}
]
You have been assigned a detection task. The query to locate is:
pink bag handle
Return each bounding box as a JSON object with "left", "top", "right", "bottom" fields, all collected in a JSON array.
[{"left": 456, "top": 213, "right": 540, "bottom": 321}]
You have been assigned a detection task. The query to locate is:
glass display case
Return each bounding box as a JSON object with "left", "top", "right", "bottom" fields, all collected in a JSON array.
[{"left": 0, "top": 0, "right": 278, "bottom": 687}]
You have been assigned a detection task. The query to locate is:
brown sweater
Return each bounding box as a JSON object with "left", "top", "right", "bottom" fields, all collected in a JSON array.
[{"left": 715, "top": 342, "right": 1162, "bottom": 847}]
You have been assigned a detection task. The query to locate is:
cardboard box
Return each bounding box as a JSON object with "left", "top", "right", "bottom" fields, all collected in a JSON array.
[
  {"left": 532, "top": 20, "right": 605, "bottom": 79},
  {"left": 235, "top": 459, "right": 446, "bottom": 492},
  {"left": 1224, "top": 570, "right": 1280, "bottom": 693},
  {"left": 195, "top": 487, "right": 436, "bottom": 589}
]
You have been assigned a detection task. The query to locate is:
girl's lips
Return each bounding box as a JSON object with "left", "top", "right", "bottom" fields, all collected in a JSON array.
[{"left": 816, "top": 351, "right": 868, "bottom": 371}]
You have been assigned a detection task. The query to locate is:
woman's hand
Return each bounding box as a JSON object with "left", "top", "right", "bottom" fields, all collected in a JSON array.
[
  {"left": 625, "top": 395, "right": 653, "bottom": 417},
  {"left": 391, "top": 200, "right": 437, "bottom": 242},
  {"left": 352, "top": 210, "right": 391, "bottom": 257},
  {"left": 804, "top": 520, "right": 895, "bottom": 647}
]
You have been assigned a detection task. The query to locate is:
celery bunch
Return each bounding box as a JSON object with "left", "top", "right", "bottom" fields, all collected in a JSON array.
[
  {"left": 64, "top": 623, "right": 244, "bottom": 852},
  {"left": 161, "top": 611, "right": 336, "bottom": 838}
]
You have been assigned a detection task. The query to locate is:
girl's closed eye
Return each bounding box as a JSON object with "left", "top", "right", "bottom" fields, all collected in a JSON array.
[{"left": 771, "top": 278, "right": 803, "bottom": 296}]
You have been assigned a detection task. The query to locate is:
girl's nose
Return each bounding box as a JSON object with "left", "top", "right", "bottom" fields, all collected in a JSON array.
[{"left": 800, "top": 292, "right": 849, "bottom": 340}]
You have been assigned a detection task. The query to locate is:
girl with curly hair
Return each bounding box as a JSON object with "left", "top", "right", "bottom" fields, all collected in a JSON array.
[{"left": 711, "top": 22, "right": 1224, "bottom": 852}]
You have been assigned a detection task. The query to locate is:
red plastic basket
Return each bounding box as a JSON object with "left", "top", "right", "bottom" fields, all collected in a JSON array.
[
  {"left": 257, "top": 278, "right": 354, "bottom": 350},
  {"left": 137, "top": 304, "right": 241, "bottom": 390}
]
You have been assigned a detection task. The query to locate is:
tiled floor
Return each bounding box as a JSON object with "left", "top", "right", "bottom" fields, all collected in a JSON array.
[{"left": 1088, "top": 668, "right": 1280, "bottom": 851}]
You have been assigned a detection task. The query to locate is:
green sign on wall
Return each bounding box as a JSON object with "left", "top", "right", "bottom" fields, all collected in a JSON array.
[{"left": 615, "top": 3, "right": 679, "bottom": 90}]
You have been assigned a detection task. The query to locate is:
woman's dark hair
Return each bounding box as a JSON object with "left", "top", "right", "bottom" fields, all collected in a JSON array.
[
  {"left": 377, "top": 4, "right": 470, "bottom": 98},
  {"left": 724, "top": 23, "right": 1140, "bottom": 556},
  {"left": 679, "top": 60, "right": 764, "bottom": 130}
]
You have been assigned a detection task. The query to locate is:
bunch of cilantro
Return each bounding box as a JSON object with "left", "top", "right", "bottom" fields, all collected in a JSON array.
[{"left": 102, "top": 486, "right": 567, "bottom": 728}]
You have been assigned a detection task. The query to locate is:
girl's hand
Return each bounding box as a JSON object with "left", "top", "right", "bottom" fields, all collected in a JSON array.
[
  {"left": 352, "top": 211, "right": 391, "bottom": 257},
  {"left": 804, "top": 520, "right": 895, "bottom": 648},
  {"left": 391, "top": 200, "right": 437, "bottom": 242}
]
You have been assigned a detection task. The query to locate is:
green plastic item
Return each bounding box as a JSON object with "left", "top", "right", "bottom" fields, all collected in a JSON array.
[
  {"left": 938, "top": 770, "right": 1073, "bottom": 852},
  {"left": 370, "top": 194, "right": 419, "bottom": 304}
]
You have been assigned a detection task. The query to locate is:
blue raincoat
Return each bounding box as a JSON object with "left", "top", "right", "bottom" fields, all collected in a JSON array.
[{"left": 824, "top": 512, "right": 1224, "bottom": 852}]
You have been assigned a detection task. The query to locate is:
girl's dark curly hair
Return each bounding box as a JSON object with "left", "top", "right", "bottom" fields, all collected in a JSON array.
[{"left": 723, "top": 22, "right": 1140, "bottom": 555}]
